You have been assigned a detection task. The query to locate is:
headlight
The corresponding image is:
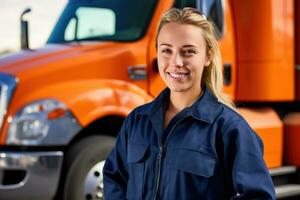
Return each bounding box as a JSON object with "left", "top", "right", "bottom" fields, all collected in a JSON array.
[{"left": 6, "top": 99, "right": 82, "bottom": 145}]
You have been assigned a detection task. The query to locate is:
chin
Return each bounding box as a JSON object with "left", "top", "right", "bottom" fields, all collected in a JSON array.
[{"left": 168, "top": 85, "right": 190, "bottom": 93}]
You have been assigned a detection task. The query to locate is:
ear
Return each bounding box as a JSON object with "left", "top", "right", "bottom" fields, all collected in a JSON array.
[{"left": 204, "top": 49, "right": 212, "bottom": 67}]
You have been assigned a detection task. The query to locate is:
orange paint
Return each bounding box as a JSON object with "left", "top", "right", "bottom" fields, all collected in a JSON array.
[
  {"left": 283, "top": 113, "right": 300, "bottom": 166},
  {"left": 239, "top": 108, "right": 283, "bottom": 168},
  {"left": 232, "top": 0, "right": 295, "bottom": 101},
  {"left": 296, "top": 0, "right": 300, "bottom": 99}
]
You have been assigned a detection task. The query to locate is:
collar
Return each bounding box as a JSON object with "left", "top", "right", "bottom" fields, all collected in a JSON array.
[{"left": 136, "top": 86, "right": 223, "bottom": 124}]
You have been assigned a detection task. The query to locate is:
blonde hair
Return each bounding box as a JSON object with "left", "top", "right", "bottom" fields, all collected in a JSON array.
[{"left": 156, "top": 7, "right": 235, "bottom": 110}]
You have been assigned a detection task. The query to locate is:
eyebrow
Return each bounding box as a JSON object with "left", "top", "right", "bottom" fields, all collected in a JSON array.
[
  {"left": 159, "top": 43, "right": 197, "bottom": 48},
  {"left": 159, "top": 43, "right": 172, "bottom": 47},
  {"left": 182, "top": 44, "right": 197, "bottom": 48}
]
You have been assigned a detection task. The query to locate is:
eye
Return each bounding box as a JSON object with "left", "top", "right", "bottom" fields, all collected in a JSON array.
[
  {"left": 182, "top": 49, "right": 197, "bottom": 57},
  {"left": 161, "top": 48, "right": 172, "bottom": 54}
]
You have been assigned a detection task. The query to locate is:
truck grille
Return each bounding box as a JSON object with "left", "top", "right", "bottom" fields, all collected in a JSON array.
[{"left": 0, "top": 73, "right": 18, "bottom": 130}]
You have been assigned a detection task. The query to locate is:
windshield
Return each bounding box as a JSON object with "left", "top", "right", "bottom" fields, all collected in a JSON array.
[{"left": 47, "top": 0, "right": 158, "bottom": 43}]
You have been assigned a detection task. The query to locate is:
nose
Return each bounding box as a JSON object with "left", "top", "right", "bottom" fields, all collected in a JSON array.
[{"left": 170, "top": 52, "right": 183, "bottom": 67}]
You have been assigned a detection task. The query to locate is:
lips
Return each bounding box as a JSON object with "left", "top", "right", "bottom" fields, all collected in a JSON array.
[{"left": 167, "top": 72, "right": 190, "bottom": 80}]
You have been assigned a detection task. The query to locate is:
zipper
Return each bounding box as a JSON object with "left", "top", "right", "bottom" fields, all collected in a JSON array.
[
  {"left": 153, "top": 145, "right": 163, "bottom": 200},
  {"left": 152, "top": 116, "right": 189, "bottom": 200}
]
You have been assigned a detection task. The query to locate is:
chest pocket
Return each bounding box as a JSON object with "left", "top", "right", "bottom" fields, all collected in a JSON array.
[
  {"left": 166, "top": 147, "right": 217, "bottom": 199},
  {"left": 126, "top": 143, "right": 148, "bottom": 200},
  {"left": 167, "top": 147, "right": 216, "bottom": 177}
]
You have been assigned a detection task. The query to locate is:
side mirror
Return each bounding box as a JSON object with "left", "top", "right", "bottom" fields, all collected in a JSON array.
[{"left": 20, "top": 8, "right": 31, "bottom": 50}]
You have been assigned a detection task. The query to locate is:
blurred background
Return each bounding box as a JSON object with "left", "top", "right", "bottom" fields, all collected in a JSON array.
[{"left": 0, "top": 0, "right": 67, "bottom": 54}]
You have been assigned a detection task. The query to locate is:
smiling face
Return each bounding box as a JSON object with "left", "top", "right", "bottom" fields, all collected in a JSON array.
[{"left": 157, "top": 22, "right": 211, "bottom": 95}]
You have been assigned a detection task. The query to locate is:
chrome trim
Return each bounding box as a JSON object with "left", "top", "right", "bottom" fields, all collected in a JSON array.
[
  {"left": 128, "top": 65, "right": 147, "bottom": 80},
  {"left": 0, "top": 84, "right": 8, "bottom": 128},
  {"left": 221, "top": 0, "right": 225, "bottom": 35},
  {"left": 84, "top": 160, "right": 105, "bottom": 200},
  {"left": 0, "top": 151, "right": 63, "bottom": 200},
  {"left": 0, "top": 73, "right": 18, "bottom": 130}
]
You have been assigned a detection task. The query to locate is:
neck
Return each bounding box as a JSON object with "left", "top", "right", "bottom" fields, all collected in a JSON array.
[{"left": 168, "top": 88, "right": 203, "bottom": 113}]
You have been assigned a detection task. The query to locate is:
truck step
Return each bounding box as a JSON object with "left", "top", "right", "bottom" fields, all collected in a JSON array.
[
  {"left": 270, "top": 166, "right": 297, "bottom": 176},
  {"left": 270, "top": 166, "right": 298, "bottom": 186},
  {"left": 276, "top": 184, "right": 300, "bottom": 199}
]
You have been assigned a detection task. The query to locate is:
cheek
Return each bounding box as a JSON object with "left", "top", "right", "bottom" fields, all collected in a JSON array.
[
  {"left": 197, "top": 54, "right": 207, "bottom": 64},
  {"left": 192, "top": 56, "right": 207, "bottom": 71},
  {"left": 157, "top": 57, "right": 166, "bottom": 71},
  {"left": 156, "top": 60, "right": 164, "bottom": 77},
  {"left": 190, "top": 59, "right": 206, "bottom": 76},
  {"left": 157, "top": 55, "right": 165, "bottom": 63},
  {"left": 158, "top": 66, "right": 166, "bottom": 79}
]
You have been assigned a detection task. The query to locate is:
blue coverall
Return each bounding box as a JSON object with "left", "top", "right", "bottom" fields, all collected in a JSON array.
[{"left": 103, "top": 87, "right": 276, "bottom": 200}]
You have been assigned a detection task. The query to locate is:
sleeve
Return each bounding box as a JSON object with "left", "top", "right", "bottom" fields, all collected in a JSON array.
[
  {"left": 103, "top": 116, "right": 130, "bottom": 200},
  {"left": 222, "top": 119, "right": 276, "bottom": 200}
]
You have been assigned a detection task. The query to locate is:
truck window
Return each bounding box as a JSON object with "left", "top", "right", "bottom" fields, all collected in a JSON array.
[
  {"left": 64, "top": 7, "right": 116, "bottom": 41},
  {"left": 174, "top": 0, "right": 224, "bottom": 38},
  {"left": 174, "top": 0, "right": 197, "bottom": 8},
  {"left": 47, "top": 0, "right": 158, "bottom": 43},
  {"left": 197, "top": 0, "right": 224, "bottom": 38}
]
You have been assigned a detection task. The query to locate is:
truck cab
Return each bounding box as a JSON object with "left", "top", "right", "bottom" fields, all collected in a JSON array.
[{"left": 0, "top": 0, "right": 299, "bottom": 199}]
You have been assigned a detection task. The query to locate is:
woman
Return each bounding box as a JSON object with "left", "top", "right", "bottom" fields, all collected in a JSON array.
[{"left": 103, "top": 7, "right": 276, "bottom": 200}]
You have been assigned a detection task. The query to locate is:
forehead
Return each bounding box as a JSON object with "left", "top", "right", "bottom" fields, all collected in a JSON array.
[{"left": 157, "top": 22, "right": 205, "bottom": 48}]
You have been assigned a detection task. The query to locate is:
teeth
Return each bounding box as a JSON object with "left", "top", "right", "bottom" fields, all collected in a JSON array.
[{"left": 169, "top": 72, "right": 188, "bottom": 79}]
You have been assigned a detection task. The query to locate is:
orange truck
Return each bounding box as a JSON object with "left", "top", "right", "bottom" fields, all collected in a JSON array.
[{"left": 0, "top": 0, "right": 299, "bottom": 199}]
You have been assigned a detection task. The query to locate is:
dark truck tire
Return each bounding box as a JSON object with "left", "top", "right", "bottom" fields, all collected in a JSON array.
[{"left": 61, "top": 135, "right": 115, "bottom": 200}]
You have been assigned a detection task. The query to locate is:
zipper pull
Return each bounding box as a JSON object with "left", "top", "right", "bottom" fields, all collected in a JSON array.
[{"left": 157, "top": 146, "right": 163, "bottom": 159}]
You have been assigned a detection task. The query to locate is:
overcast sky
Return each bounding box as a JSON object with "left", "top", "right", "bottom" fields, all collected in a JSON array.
[{"left": 0, "top": 0, "right": 67, "bottom": 53}]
